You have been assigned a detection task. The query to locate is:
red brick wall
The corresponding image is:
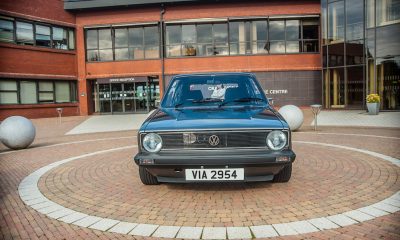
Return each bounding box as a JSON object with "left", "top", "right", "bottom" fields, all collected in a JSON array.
[
  {"left": 0, "top": 103, "right": 79, "bottom": 120},
  {"left": 75, "top": 0, "right": 321, "bottom": 115},
  {"left": 0, "top": 0, "right": 75, "bottom": 25}
]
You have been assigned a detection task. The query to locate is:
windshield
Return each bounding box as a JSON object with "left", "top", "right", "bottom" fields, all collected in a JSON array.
[{"left": 161, "top": 74, "right": 268, "bottom": 108}]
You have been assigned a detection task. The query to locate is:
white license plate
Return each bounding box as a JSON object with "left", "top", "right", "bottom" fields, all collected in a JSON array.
[{"left": 185, "top": 168, "right": 244, "bottom": 181}]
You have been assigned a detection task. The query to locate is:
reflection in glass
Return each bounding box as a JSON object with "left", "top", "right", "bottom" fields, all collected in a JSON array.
[
  {"left": 376, "top": 56, "right": 400, "bottom": 110},
  {"left": 376, "top": 23, "right": 400, "bottom": 58},
  {"left": 86, "top": 30, "right": 98, "bottom": 49},
  {"left": 328, "top": 0, "right": 344, "bottom": 43},
  {"left": 35, "top": 25, "right": 51, "bottom": 47},
  {"left": 285, "top": 20, "right": 300, "bottom": 41},
  {"left": 329, "top": 68, "right": 345, "bottom": 107},
  {"left": 0, "top": 19, "right": 14, "bottom": 42},
  {"left": 98, "top": 29, "right": 112, "bottom": 49},
  {"left": 111, "top": 84, "right": 123, "bottom": 112},
  {"left": 115, "top": 28, "right": 128, "bottom": 47},
  {"left": 269, "top": 41, "right": 285, "bottom": 53},
  {"left": 366, "top": 29, "right": 375, "bottom": 58},
  {"left": 52, "top": 27, "right": 67, "bottom": 49},
  {"left": 166, "top": 25, "right": 181, "bottom": 44},
  {"left": 144, "top": 26, "right": 159, "bottom": 58},
  {"left": 115, "top": 48, "right": 129, "bottom": 60},
  {"left": 346, "top": 66, "right": 364, "bottom": 107},
  {"left": 269, "top": 20, "right": 285, "bottom": 40},
  {"left": 213, "top": 23, "right": 228, "bottom": 43},
  {"left": 55, "top": 82, "right": 71, "bottom": 103},
  {"left": 87, "top": 50, "right": 99, "bottom": 61},
  {"left": 286, "top": 41, "right": 300, "bottom": 53},
  {"left": 197, "top": 24, "right": 212, "bottom": 43},
  {"left": 376, "top": 0, "right": 400, "bottom": 26},
  {"left": 346, "top": 40, "right": 364, "bottom": 65},
  {"left": 346, "top": 0, "right": 364, "bottom": 41},
  {"left": 182, "top": 25, "right": 196, "bottom": 43},
  {"left": 99, "top": 49, "right": 113, "bottom": 61},
  {"left": 328, "top": 43, "right": 344, "bottom": 67},
  {"left": 16, "top": 21, "right": 33, "bottom": 45},
  {"left": 98, "top": 84, "right": 111, "bottom": 112},
  {"left": 129, "top": 28, "right": 143, "bottom": 46}
]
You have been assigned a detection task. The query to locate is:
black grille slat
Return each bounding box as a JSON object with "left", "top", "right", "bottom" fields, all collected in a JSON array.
[{"left": 159, "top": 131, "right": 269, "bottom": 150}]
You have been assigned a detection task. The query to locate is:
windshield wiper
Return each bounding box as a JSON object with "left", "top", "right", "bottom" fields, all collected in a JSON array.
[
  {"left": 219, "top": 97, "right": 265, "bottom": 107},
  {"left": 192, "top": 98, "right": 223, "bottom": 103}
]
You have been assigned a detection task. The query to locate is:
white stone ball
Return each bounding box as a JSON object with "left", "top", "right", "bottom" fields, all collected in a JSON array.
[
  {"left": 278, "top": 105, "right": 304, "bottom": 131},
  {"left": 0, "top": 116, "right": 36, "bottom": 150}
]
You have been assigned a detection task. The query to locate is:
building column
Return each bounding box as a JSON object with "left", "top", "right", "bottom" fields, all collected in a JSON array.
[{"left": 76, "top": 24, "right": 89, "bottom": 115}]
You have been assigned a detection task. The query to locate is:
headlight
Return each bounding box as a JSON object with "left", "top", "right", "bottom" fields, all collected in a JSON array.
[
  {"left": 266, "top": 130, "right": 287, "bottom": 150},
  {"left": 142, "top": 133, "right": 163, "bottom": 152}
]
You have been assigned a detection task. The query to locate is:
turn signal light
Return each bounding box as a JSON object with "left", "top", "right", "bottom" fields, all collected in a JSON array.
[
  {"left": 276, "top": 156, "right": 290, "bottom": 162},
  {"left": 140, "top": 159, "right": 154, "bottom": 165}
]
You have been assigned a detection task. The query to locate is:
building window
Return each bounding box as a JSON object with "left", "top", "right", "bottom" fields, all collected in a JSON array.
[
  {"left": 114, "top": 28, "right": 129, "bottom": 60},
  {"left": 86, "top": 29, "right": 99, "bottom": 61},
  {"left": 35, "top": 24, "right": 51, "bottom": 47},
  {"left": 229, "top": 21, "right": 251, "bottom": 55},
  {"left": 86, "top": 25, "right": 159, "bottom": 62},
  {"left": 0, "top": 17, "right": 14, "bottom": 43},
  {"left": 55, "top": 81, "right": 71, "bottom": 103},
  {"left": 252, "top": 20, "right": 268, "bottom": 54},
  {"left": 39, "top": 81, "right": 54, "bottom": 103},
  {"left": 52, "top": 27, "right": 68, "bottom": 50},
  {"left": 98, "top": 29, "right": 113, "bottom": 61},
  {"left": 0, "top": 80, "right": 77, "bottom": 105},
  {"left": 16, "top": 21, "right": 34, "bottom": 45},
  {"left": 376, "top": 0, "right": 400, "bottom": 26},
  {"left": 144, "top": 26, "right": 160, "bottom": 58},
  {"left": 20, "top": 81, "right": 37, "bottom": 104},
  {"left": 166, "top": 25, "right": 181, "bottom": 56},
  {"left": 0, "top": 80, "right": 18, "bottom": 104},
  {"left": 285, "top": 20, "right": 301, "bottom": 53},
  {"left": 269, "top": 20, "right": 285, "bottom": 53},
  {"left": 0, "top": 15, "right": 75, "bottom": 50},
  {"left": 302, "top": 19, "right": 319, "bottom": 52},
  {"left": 328, "top": 0, "right": 345, "bottom": 43}
]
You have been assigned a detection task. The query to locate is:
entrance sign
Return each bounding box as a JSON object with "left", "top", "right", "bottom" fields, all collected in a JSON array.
[{"left": 97, "top": 76, "right": 148, "bottom": 84}]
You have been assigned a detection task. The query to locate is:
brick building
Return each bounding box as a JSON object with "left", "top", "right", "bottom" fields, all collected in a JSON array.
[{"left": 0, "top": 0, "right": 398, "bottom": 119}]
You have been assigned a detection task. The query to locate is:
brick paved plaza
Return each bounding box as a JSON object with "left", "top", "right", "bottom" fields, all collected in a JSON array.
[{"left": 1, "top": 114, "right": 399, "bottom": 239}]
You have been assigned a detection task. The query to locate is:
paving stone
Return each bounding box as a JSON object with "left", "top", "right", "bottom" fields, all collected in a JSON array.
[
  {"left": 327, "top": 214, "right": 358, "bottom": 227},
  {"left": 372, "top": 202, "right": 400, "bottom": 213},
  {"left": 287, "top": 220, "right": 319, "bottom": 234},
  {"left": 272, "top": 223, "right": 297, "bottom": 236},
  {"left": 46, "top": 208, "right": 76, "bottom": 219},
  {"left": 151, "top": 226, "right": 180, "bottom": 238},
  {"left": 308, "top": 217, "right": 339, "bottom": 230},
  {"left": 108, "top": 222, "right": 138, "bottom": 234},
  {"left": 227, "top": 227, "right": 252, "bottom": 239},
  {"left": 176, "top": 226, "right": 203, "bottom": 239},
  {"left": 37, "top": 204, "right": 64, "bottom": 214},
  {"left": 30, "top": 201, "right": 54, "bottom": 210},
  {"left": 383, "top": 198, "right": 400, "bottom": 207},
  {"left": 89, "top": 218, "right": 120, "bottom": 231},
  {"left": 358, "top": 206, "right": 390, "bottom": 217},
  {"left": 58, "top": 212, "right": 88, "bottom": 224},
  {"left": 344, "top": 210, "right": 375, "bottom": 222},
  {"left": 250, "top": 225, "right": 278, "bottom": 238},
  {"left": 202, "top": 227, "right": 226, "bottom": 239},
  {"left": 129, "top": 224, "right": 158, "bottom": 237},
  {"left": 73, "top": 215, "right": 102, "bottom": 228}
]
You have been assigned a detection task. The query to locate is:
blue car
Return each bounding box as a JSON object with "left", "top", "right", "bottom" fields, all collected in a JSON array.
[{"left": 134, "top": 72, "right": 295, "bottom": 184}]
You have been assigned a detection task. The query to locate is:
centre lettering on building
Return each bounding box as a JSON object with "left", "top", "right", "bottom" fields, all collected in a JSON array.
[{"left": 264, "top": 89, "right": 288, "bottom": 95}]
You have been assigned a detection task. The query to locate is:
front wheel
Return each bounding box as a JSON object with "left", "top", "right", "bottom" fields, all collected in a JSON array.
[
  {"left": 139, "top": 166, "right": 159, "bottom": 185},
  {"left": 273, "top": 163, "right": 292, "bottom": 182}
]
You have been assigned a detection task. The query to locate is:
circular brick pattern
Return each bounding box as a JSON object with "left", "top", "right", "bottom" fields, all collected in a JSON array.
[{"left": 38, "top": 142, "right": 400, "bottom": 227}]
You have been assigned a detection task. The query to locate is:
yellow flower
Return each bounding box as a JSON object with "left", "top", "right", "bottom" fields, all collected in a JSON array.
[{"left": 366, "top": 94, "right": 380, "bottom": 103}]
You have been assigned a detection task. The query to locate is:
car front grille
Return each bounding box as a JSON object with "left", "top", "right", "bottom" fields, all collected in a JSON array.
[{"left": 157, "top": 130, "right": 273, "bottom": 150}]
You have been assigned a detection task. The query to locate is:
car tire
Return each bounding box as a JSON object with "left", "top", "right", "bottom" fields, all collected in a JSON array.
[
  {"left": 273, "top": 163, "right": 292, "bottom": 182},
  {"left": 139, "top": 166, "right": 159, "bottom": 185}
]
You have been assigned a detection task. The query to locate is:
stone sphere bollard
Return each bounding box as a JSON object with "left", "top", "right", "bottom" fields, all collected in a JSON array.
[
  {"left": 0, "top": 116, "right": 36, "bottom": 150},
  {"left": 278, "top": 105, "right": 304, "bottom": 131}
]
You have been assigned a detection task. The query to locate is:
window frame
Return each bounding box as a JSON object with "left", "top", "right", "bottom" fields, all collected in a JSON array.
[
  {"left": 0, "top": 79, "right": 78, "bottom": 105},
  {"left": 0, "top": 15, "right": 75, "bottom": 51}
]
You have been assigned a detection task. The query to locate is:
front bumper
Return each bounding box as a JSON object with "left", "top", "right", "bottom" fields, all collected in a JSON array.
[{"left": 134, "top": 149, "right": 296, "bottom": 182}]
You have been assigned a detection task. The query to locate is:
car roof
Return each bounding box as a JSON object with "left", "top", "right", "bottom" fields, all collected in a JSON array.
[{"left": 173, "top": 72, "right": 255, "bottom": 78}]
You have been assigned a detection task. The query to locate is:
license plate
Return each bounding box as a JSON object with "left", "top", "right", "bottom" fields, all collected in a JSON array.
[{"left": 185, "top": 168, "right": 244, "bottom": 181}]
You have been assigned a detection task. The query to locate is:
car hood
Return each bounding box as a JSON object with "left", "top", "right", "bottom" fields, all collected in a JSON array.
[{"left": 141, "top": 106, "right": 287, "bottom": 132}]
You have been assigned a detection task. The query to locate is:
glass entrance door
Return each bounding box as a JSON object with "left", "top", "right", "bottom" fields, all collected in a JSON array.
[
  {"left": 111, "top": 84, "right": 123, "bottom": 112},
  {"left": 134, "top": 82, "right": 148, "bottom": 112},
  {"left": 94, "top": 78, "right": 160, "bottom": 113}
]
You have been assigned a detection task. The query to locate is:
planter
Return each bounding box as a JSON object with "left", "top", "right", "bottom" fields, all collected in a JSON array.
[{"left": 367, "top": 102, "right": 380, "bottom": 115}]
